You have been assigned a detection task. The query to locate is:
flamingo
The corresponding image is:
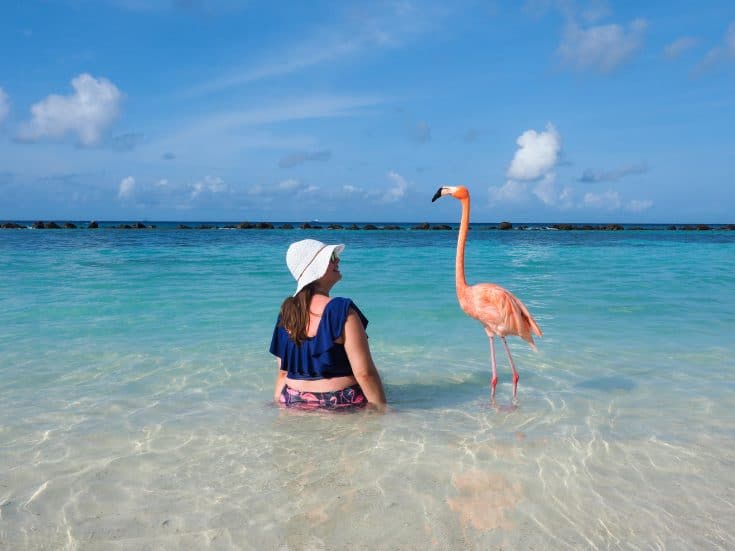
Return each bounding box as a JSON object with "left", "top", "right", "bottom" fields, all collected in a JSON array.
[{"left": 432, "top": 186, "right": 542, "bottom": 397}]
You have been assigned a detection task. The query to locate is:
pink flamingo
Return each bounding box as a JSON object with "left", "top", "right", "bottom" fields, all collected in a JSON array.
[{"left": 432, "top": 186, "right": 542, "bottom": 397}]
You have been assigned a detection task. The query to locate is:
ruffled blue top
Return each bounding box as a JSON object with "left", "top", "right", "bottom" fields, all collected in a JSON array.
[{"left": 269, "top": 297, "right": 368, "bottom": 381}]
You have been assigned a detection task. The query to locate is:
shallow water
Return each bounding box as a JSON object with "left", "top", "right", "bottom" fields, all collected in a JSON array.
[{"left": 1, "top": 227, "right": 734, "bottom": 549}]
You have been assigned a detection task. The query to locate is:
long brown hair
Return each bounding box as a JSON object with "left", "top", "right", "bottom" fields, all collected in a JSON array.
[{"left": 278, "top": 283, "right": 316, "bottom": 345}]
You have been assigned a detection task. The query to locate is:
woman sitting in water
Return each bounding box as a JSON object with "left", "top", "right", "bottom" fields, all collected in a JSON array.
[{"left": 270, "top": 239, "right": 387, "bottom": 410}]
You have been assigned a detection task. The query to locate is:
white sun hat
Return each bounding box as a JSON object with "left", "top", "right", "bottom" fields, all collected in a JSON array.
[{"left": 286, "top": 239, "right": 344, "bottom": 296}]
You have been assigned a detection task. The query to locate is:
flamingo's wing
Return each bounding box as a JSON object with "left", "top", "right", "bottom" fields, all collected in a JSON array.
[{"left": 469, "top": 284, "right": 542, "bottom": 347}]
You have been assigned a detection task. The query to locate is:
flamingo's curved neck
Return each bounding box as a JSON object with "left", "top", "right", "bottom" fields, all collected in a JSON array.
[{"left": 456, "top": 196, "right": 469, "bottom": 297}]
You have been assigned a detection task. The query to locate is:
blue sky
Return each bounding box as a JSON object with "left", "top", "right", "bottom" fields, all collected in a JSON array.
[{"left": 1, "top": 1, "right": 733, "bottom": 223}]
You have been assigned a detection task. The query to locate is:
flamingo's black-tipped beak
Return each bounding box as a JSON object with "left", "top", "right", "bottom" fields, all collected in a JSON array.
[{"left": 431, "top": 187, "right": 444, "bottom": 202}]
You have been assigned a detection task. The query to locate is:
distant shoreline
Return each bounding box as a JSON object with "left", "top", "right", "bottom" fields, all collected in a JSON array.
[{"left": 2, "top": 220, "right": 734, "bottom": 231}]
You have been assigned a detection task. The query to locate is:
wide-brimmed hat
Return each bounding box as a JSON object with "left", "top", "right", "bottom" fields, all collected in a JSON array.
[{"left": 286, "top": 239, "right": 344, "bottom": 296}]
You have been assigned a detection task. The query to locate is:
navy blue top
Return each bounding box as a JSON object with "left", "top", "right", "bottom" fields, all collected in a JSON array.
[{"left": 269, "top": 297, "right": 368, "bottom": 381}]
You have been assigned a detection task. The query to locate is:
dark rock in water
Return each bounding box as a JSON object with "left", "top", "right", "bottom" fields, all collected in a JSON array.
[
  {"left": 117, "top": 224, "right": 132, "bottom": 229},
  {"left": 348, "top": 224, "right": 360, "bottom": 230},
  {"left": 499, "top": 221, "right": 512, "bottom": 230},
  {"left": 552, "top": 224, "right": 574, "bottom": 230},
  {"left": 196, "top": 224, "right": 214, "bottom": 229},
  {"left": 723, "top": 224, "right": 735, "bottom": 230},
  {"left": 363, "top": 224, "right": 378, "bottom": 230},
  {"left": 667, "top": 225, "right": 677, "bottom": 230},
  {"left": 237, "top": 222, "right": 255, "bottom": 229},
  {"left": 382, "top": 224, "right": 401, "bottom": 230},
  {"left": 1, "top": 222, "right": 24, "bottom": 229},
  {"left": 300, "top": 223, "right": 313, "bottom": 229},
  {"left": 133, "top": 222, "right": 147, "bottom": 229},
  {"left": 696, "top": 224, "right": 711, "bottom": 231},
  {"left": 45, "top": 221, "right": 61, "bottom": 229},
  {"left": 279, "top": 224, "right": 294, "bottom": 229},
  {"left": 257, "top": 222, "right": 274, "bottom": 229},
  {"left": 32, "top": 221, "right": 45, "bottom": 229},
  {"left": 431, "top": 224, "right": 452, "bottom": 230},
  {"left": 177, "top": 224, "right": 192, "bottom": 229},
  {"left": 328, "top": 224, "right": 344, "bottom": 230},
  {"left": 64, "top": 222, "right": 77, "bottom": 229},
  {"left": 88, "top": 221, "right": 99, "bottom": 229},
  {"left": 412, "top": 223, "right": 430, "bottom": 230}
]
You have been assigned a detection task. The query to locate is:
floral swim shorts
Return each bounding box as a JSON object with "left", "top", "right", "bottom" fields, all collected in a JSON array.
[{"left": 279, "top": 384, "right": 367, "bottom": 410}]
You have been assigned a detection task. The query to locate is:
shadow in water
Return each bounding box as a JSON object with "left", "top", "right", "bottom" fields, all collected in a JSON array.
[{"left": 384, "top": 370, "right": 521, "bottom": 411}]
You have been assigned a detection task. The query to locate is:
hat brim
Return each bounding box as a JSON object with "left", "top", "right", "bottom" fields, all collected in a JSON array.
[{"left": 293, "top": 243, "right": 344, "bottom": 296}]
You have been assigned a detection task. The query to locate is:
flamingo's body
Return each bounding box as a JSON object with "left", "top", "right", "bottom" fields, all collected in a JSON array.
[{"left": 432, "top": 186, "right": 542, "bottom": 397}]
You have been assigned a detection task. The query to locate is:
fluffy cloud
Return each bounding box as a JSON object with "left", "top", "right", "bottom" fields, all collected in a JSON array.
[
  {"left": 0, "top": 87, "right": 9, "bottom": 124},
  {"left": 384, "top": 171, "right": 409, "bottom": 202},
  {"left": 118, "top": 174, "right": 228, "bottom": 206},
  {"left": 664, "top": 37, "right": 698, "bottom": 59},
  {"left": 489, "top": 180, "right": 528, "bottom": 203},
  {"left": 532, "top": 174, "right": 574, "bottom": 207},
  {"left": 583, "top": 191, "right": 653, "bottom": 212},
  {"left": 118, "top": 176, "right": 136, "bottom": 199},
  {"left": 506, "top": 123, "right": 561, "bottom": 181},
  {"left": 191, "top": 175, "right": 227, "bottom": 199},
  {"left": 627, "top": 199, "right": 653, "bottom": 212},
  {"left": 558, "top": 18, "right": 647, "bottom": 72},
  {"left": 490, "top": 123, "right": 562, "bottom": 205},
  {"left": 583, "top": 190, "right": 622, "bottom": 209},
  {"left": 695, "top": 21, "right": 735, "bottom": 74},
  {"left": 18, "top": 74, "right": 122, "bottom": 146}
]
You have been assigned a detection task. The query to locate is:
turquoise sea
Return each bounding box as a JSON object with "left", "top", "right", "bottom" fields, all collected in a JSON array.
[{"left": 1, "top": 224, "right": 734, "bottom": 549}]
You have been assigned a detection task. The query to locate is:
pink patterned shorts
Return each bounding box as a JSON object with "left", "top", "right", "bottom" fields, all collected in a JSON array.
[{"left": 279, "top": 384, "right": 367, "bottom": 410}]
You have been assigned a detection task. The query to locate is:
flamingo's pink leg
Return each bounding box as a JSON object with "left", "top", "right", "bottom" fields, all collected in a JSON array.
[
  {"left": 488, "top": 333, "right": 498, "bottom": 396},
  {"left": 501, "top": 337, "right": 519, "bottom": 397}
]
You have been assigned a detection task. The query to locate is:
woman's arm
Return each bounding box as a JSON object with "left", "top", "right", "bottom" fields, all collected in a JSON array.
[
  {"left": 274, "top": 358, "right": 287, "bottom": 402},
  {"left": 343, "top": 310, "right": 387, "bottom": 407}
]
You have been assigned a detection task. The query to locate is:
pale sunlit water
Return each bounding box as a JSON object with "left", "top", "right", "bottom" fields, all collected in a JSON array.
[{"left": 1, "top": 226, "right": 734, "bottom": 549}]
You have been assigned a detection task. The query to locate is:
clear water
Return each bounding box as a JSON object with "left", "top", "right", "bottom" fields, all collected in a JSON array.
[{"left": 1, "top": 227, "right": 734, "bottom": 549}]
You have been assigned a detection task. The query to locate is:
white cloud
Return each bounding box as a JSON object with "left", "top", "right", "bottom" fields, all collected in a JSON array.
[
  {"left": 384, "top": 171, "right": 409, "bottom": 202},
  {"left": 695, "top": 21, "right": 735, "bottom": 74},
  {"left": 118, "top": 176, "right": 136, "bottom": 199},
  {"left": 18, "top": 74, "right": 122, "bottom": 146},
  {"left": 185, "top": 2, "right": 443, "bottom": 97},
  {"left": 0, "top": 88, "right": 9, "bottom": 124},
  {"left": 191, "top": 175, "right": 227, "bottom": 199},
  {"left": 507, "top": 123, "right": 561, "bottom": 181},
  {"left": 664, "top": 36, "right": 698, "bottom": 59},
  {"left": 627, "top": 199, "right": 653, "bottom": 212},
  {"left": 583, "top": 190, "right": 621, "bottom": 210},
  {"left": 489, "top": 180, "right": 528, "bottom": 203},
  {"left": 491, "top": 123, "right": 562, "bottom": 205},
  {"left": 558, "top": 18, "right": 646, "bottom": 73},
  {"left": 278, "top": 179, "right": 301, "bottom": 190},
  {"left": 532, "top": 173, "right": 563, "bottom": 206}
]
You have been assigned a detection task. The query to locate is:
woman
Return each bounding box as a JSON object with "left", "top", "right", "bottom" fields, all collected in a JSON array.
[{"left": 269, "top": 239, "right": 387, "bottom": 410}]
